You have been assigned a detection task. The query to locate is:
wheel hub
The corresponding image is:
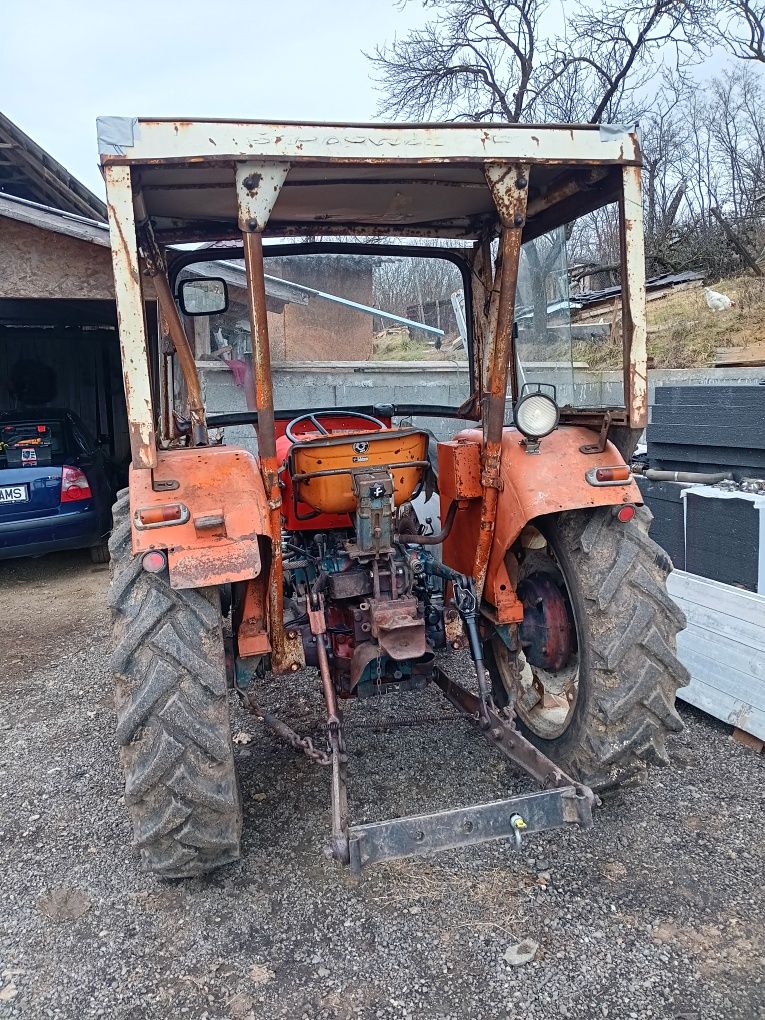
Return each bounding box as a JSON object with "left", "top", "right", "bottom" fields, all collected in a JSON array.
[{"left": 518, "top": 573, "right": 574, "bottom": 671}]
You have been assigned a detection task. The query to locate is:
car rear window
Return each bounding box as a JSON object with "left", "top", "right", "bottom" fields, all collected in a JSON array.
[{"left": 0, "top": 421, "right": 67, "bottom": 468}]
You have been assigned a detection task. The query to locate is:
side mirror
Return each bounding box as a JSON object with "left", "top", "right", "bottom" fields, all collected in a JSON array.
[{"left": 178, "top": 277, "right": 228, "bottom": 316}]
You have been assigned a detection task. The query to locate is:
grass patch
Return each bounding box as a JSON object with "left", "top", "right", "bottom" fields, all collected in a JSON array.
[{"left": 574, "top": 274, "right": 765, "bottom": 370}]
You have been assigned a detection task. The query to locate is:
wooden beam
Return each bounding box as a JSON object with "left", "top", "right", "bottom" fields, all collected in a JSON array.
[{"left": 0, "top": 128, "right": 100, "bottom": 218}]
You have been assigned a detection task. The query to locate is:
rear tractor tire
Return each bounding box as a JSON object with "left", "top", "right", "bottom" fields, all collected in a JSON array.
[
  {"left": 108, "top": 490, "right": 242, "bottom": 877},
  {"left": 486, "top": 506, "right": 689, "bottom": 791}
]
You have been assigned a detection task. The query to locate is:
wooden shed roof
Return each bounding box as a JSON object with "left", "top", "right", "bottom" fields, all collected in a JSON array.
[{"left": 0, "top": 111, "right": 106, "bottom": 220}]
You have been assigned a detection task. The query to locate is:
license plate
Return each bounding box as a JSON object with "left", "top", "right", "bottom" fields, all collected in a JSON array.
[{"left": 0, "top": 484, "right": 29, "bottom": 504}]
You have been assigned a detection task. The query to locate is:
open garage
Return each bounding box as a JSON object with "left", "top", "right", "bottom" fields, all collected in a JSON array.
[
  {"left": 0, "top": 111, "right": 158, "bottom": 560},
  {"left": 0, "top": 190, "right": 133, "bottom": 480}
]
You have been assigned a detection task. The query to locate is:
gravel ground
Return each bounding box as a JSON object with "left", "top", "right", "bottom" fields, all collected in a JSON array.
[{"left": 1, "top": 552, "right": 764, "bottom": 1020}]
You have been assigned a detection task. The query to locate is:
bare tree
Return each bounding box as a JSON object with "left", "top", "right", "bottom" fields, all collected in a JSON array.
[
  {"left": 367, "top": 0, "right": 545, "bottom": 122},
  {"left": 368, "top": 0, "right": 705, "bottom": 124},
  {"left": 717, "top": 0, "right": 765, "bottom": 62}
]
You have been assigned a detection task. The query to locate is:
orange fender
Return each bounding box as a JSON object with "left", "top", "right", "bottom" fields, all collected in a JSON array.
[
  {"left": 129, "top": 446, "right": 270, "bottom": 590},
  {"left": 440, "top": 427, "right": 643, "bottom": 620}
]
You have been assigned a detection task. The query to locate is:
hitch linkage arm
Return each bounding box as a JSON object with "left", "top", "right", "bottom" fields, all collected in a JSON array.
[{"left": 426, "top": 561, "right": 494, "bottom": 726}]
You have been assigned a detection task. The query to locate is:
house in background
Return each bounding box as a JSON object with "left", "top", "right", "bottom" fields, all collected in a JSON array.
[
  {"left": 0, "top": 111, "right": 136, "bottom": 472},
  {"left": 184, "top": 253, "right": 377, "bottom": 364}
]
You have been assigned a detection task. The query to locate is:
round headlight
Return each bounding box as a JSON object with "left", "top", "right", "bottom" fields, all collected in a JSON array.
[{"left": 514, "top": 392, "right": 559, "bottom": 439}]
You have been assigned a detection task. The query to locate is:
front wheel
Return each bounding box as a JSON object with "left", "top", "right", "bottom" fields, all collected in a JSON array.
[{"left": 486, "top": 506, "right": 689, "bottom": 790}]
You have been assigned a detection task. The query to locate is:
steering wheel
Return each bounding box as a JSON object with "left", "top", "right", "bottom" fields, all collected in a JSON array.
[{"left": 285, "top": 410, "right": 387, "bottom": 444}]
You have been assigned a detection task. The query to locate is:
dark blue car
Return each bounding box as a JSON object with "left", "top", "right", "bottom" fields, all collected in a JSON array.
[{"left": 0, "top": 409, "right": 114, "bottom": 563}]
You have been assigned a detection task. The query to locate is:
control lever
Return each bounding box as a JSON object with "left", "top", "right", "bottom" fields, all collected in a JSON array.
[
  {"left": 423, "top": 560, "right": 494, "bottom": 726},
  {"left": 452, "top": 575, "right": 494, "bottom": 727}
]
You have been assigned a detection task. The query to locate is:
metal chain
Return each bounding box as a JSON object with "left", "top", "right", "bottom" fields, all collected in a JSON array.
[
  {"left": 286, "top": 731, "right": 333, "bottom": 767},
  {"left": 241, "top": 694, "right": 333, "bottom": 767},
  {"left": 241, "top": 694, "right": 473, "bottom": 757}
]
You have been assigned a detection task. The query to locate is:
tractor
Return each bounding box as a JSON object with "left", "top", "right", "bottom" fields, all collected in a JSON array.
[{"left": 99, "top": 118, "right": 688, "bottom": 876}]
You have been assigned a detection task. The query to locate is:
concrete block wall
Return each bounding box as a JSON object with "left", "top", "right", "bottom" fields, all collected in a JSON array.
[{"left": 199, "top": 360, "right": 765, "bottom": 455}]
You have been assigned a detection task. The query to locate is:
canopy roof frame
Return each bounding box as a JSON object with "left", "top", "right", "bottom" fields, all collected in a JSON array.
[{"left": 98, "top": 118, "right": 640, "bottom": 244}]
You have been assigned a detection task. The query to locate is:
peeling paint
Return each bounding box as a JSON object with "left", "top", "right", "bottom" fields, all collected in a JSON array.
[{"left": 103, "top": 164, "right": 156, "bottom": 469}]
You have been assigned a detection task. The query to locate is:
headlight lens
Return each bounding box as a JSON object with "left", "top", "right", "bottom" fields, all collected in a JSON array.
[{"left": 514, "top": 392, "right": 559, "bottom": 439}]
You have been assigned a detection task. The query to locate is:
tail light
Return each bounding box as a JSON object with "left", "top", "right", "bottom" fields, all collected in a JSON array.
[
  {"left": 142, "top": 550, "right": 168, "bottom": 573},
  {"left": 614, "top": 504, "right": 636, "bottom": 523},
  {"left": 586, "top": 465, "right": 632, "bottom": 486},
  {"left": 61, "top": 465, "right": 92, "bottom": 502},
  {"left": 134, "top": 503, "right": 190, "bottom": 529}
]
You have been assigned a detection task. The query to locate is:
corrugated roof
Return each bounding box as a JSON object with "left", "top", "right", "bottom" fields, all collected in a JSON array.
[
  {"left": 0, "top": 192, "right": 109, "bottom": 245},
  {"left": 0, "top": 111, "right": 106, "bottom": 220},
  {"left": 576, "top": 270, "right": 704, "bottom": 307}
]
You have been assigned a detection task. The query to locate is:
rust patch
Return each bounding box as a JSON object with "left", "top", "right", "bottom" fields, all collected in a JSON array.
[
  {"left": 437, "top": 440, "right": 482, "bottom": 501},
  {"left": 444, "top": 607, "right": 467, "bottom": 649},
  {"left": 168, "top": 541, "right": 261, "bottom": 590}
]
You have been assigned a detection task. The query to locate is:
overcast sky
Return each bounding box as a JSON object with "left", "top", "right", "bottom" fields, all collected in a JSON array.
[
  {"left": 1, "top": 0, "right": 734, "bottom": 205},
  {"left": 0, "top": 0, "right": 424, "bottom": 199}
]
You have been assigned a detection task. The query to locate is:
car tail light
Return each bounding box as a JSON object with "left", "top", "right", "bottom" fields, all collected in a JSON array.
[
  {"left": 586, "top": 465, "right": 632, "bottom": 486},
  {"left": 61, "top": 465, "right": 92, "bottom": 502},
  {"left": 615, "top": 504, "right": 636, "bottom": 523},
  {"left": 134, "top": 503, "right": 190, "bottom": 529}
]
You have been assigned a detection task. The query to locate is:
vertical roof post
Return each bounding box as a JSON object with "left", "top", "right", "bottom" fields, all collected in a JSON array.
[
  {"left": 472, "top": 162, "right": 529, "bottom": 599},
  {"left": 619, "top": 165, "right": 648, "bottom": 429},
  {"left": 236, "top": 162, "right": 294, "bottom": 670},
  {"left": 104, "top": 163, "right": 157, "bottom": 469},
  {"left": 236, "top": 161, "right": 289, "bottom": 462}
]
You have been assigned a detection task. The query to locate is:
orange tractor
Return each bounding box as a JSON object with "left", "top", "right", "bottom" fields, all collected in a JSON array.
[{"left": 100, "top": 118, "right": 687, "bottom": 876}]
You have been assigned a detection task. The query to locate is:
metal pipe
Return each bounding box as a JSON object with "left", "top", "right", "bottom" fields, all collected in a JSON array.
[
  {"left": 242, "top": 230, "right": 286, "bottom": 666},
  {"left": 133, "top": 190, "right": 208, "bottom": 446},
  {"left": 396, "top": 500, "right": 458, "bottom": 545},
  {"left": 262, "top": 274, "right": 445, "bottom": 337},
  {"left": 472, "top": 222, "right": 526, "bottom": 598},
  {"left": 242, "top": 232, "right": 277, "bottom": 464},
  {"left": 151, "top": 271, "right": 208, "bottom": 445},
  {"left": 308, "top": 595, "right": 340, "bottom": 725},
  {"left": 645, "top": 469, "right": 732, "bottom": 483}
]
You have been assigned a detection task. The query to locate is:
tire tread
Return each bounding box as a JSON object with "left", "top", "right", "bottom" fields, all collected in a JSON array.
[
  {"left": 568, "top": 507, "right": 689, "bottom": 788},
  {"left": 109, "top": 492, "right": 241, "bottom": 877}
]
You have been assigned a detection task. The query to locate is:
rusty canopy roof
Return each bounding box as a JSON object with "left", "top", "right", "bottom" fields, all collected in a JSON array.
[{"left": 97, "top": 118, "right": 641, "bottom": 242}]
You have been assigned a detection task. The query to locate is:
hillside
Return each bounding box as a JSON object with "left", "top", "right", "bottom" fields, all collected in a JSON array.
[
  {"left": 371, "top": 275, "right": 765, "bottom": 369},
  {"left": 576, "top": 275, "right": 765, "bottom": 370}
]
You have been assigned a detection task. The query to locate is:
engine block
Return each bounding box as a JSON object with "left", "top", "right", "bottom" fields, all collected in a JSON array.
[{"left": 282, "top": 522, "right": 447, "bottom": 698}]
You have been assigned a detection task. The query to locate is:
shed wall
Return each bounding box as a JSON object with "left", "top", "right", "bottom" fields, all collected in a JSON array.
[{"left": 0, "top": 219, "right": 115, "bottom": 300}]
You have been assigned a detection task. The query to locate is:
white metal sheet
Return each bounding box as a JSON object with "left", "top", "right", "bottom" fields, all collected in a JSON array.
[
  {"left": 668, "top": 569, "right": 765, "bottom": 740},
  {"left": 98, "top": 118, "right": 640, "bottom": 166},
  {"left": 669, "top": 568, "right": 765, "bottom": 628}
]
